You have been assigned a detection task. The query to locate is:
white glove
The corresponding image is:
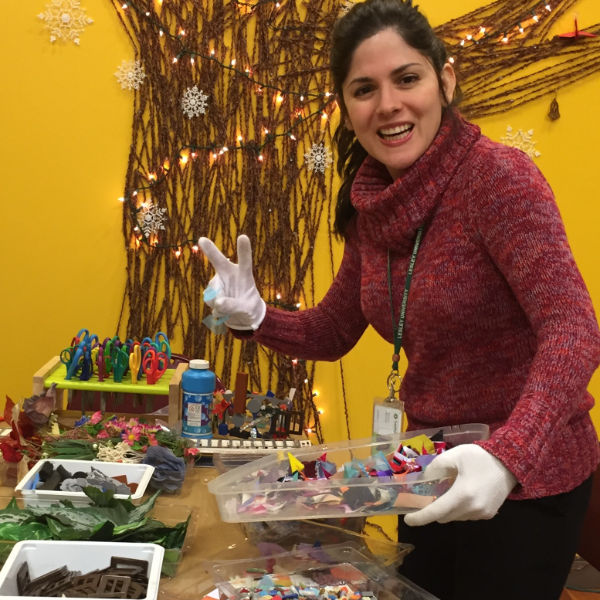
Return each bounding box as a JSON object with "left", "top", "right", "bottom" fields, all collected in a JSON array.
[
  {"left": 198, "top": 234, "right": 266, "bottom": 331},
  {"left": 404, "top": 444, "right": 517, "bottom": 526}
]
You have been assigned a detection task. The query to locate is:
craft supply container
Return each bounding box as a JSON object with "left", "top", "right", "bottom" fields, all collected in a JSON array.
[
  {"left": 15, "top": 459, "right": 155, "bottom": 507},
  {"left": 208, "top": 544, "right": 439, "bottom": 600},
  {"left": 0, "top": 540, "right": 164, "bottom": 600},
  {"left": 208, "top": 423, "right": 488, "bottom": 522}
]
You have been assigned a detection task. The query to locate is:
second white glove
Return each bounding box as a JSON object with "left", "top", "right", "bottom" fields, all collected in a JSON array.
[
  {"left": 404, "top": 444, "right": 517, "bottom": 526},
  {"left": 198, "top": 235, "right": 266, "bottom": 331}
]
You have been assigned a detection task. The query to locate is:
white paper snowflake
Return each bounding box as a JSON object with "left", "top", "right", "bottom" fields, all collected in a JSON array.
[
  {"left": 304, "top": 142, "right": 333, "bottom": 174},
  {"left": 139, "top": 202, "right": 167, "bottom": 237},
  {"left": 181, "top": 86, "right": 209, "bottom": 119},
  {"left": 38, "top": 0, "right": 93, "bottom": 45},
  {"left": 115, "top": 59, "right": 146, "bottom": 91},
  {"left": 500, "top": 126, "right": 541, "bottom": 159}
]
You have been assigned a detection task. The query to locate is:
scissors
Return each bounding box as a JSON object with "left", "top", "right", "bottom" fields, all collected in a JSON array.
[
  {"left": 61, "top": 332, "right": 98, "bottom": 380},
  {"left": 129, "top": 344, "right": 142, "bottom": 384},
  {"left": 60, "top": 346, "right": 82, "bottom": 380},
  {"left": 142, "top": 348, "right": 168, "bottom": 385},
  {"left": 79, "top": 334, "right": 98, "bottom": 381},
  {"left": 141, "top": 332, "right": 172, "bottom": 360},
  {"left": 110, "top": 343, "right": 129, "bottom": 383},
  {"left": 154, "top": 332, "right": 171, "bottom": 359},
  {"left": 95, "top": 346, "right": 107, "bottom": 382}
]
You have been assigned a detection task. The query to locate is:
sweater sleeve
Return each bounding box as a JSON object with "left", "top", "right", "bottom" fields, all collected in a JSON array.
[
  {"left": 466, "top": 146, "right": 600, "bottom": 489},
  {"left": 234, "top": 227, "right": 369, "bottom": 361}
]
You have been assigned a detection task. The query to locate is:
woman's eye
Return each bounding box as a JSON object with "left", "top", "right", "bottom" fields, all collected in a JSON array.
[
  {"left": 354, "top": 85, "right": 373, "bottom": 97},
  {"left": 399, "top": 74, "right": 419, "bottom": 85}
]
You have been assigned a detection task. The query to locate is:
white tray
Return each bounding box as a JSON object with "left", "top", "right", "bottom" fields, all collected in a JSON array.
[
  {"left": 0, "top": 540, "right": 164, "bottom": 600},
  {"left": 15, "top": 459, "right": 154, "bottom": 507}
]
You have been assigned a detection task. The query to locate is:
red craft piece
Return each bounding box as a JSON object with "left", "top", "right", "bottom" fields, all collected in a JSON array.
[{"left": 558, "top": 18, "right": 597, "bottom": 39}]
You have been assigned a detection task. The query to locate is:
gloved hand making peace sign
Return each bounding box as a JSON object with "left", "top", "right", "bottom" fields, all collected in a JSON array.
[{"left": 198, "top": 234, "right": 267, "bottom": 331}]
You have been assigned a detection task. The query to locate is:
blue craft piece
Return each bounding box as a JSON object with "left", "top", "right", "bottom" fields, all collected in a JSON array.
[
  {"left": 257, "top": 575, "right": 274, "bottom": 590},
  {"left": 373, "top": 451, "right": 394, "bottom": 476},
  {"left": 344, "top": 462, "right": 359, "bottom": 479},
  {"left": 202, "top": 314, "right": 229, "bottom": 335},
  {"left": 316, "top": 459, "right": 336, "bottom": 479},
  {"left": 74, "top": 415, "right": 90, "bottom": 427},
  {"left": 203, "top": 287, "right": 218, "bottom": 302}
]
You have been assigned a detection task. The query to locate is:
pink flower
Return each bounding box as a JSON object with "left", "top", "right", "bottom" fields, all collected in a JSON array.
[
  {"left": 96, "top": 430, "right": 110, "bottom": 439},
  {"left": 90, "top": 411, "right": 103, "bottom": 425},
  {"left": 184, "top": 447, "right": 200, "bottom": 457}
]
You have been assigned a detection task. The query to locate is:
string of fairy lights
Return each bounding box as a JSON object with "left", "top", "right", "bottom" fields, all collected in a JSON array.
[
  {"left": 112, "top": 0, "right": 599, "bottom": 442},
  {"left": 113, "top": 0, "right": 600, "bottom": 257},
  {"left": 116, "top": 0, "right": 338, "bottom": 255}
]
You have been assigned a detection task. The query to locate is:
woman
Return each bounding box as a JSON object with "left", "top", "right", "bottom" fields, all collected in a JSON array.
[{"left": 199, "top": 1, "right": 600, "bottom": 598}]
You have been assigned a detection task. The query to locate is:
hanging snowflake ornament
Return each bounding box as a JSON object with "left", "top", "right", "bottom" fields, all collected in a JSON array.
[
  {"left": 38, "top": 0, "right": 93, "bottom": 45},
  {"left": 181, "top": 86, "right": 209, "bottom": 119},
  {"left": 304, "top": 142, "right": 333, "bottom": 174},
  {"left": 115, "top": 59, "right": 146, "bottom": 91},
  {"left": 500, "top": 126, "right": 541, "bottom": 159},
  {"left": 139, "top": 202, "right": 168, "bottom": 238}
]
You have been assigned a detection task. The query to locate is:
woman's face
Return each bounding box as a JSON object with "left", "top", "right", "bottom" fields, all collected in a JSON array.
[{"left": 341, "top": 28, "right": 456, "bottom": 180}]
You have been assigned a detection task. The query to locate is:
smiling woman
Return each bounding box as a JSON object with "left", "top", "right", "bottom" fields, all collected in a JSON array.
[
  {"left": 341, "top": 30, "right": 456, "bottom": 180},
  {"left": 198, "top": 1, "right": 600, "bottom": 598}
]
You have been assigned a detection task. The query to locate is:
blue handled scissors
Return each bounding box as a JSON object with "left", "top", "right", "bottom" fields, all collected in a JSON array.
[
  {"left": 142, "top": 348, "right": 168, "bottom": 385},
  {"left": 60, "top": 346, "right": 82, "bottom": 380},
  {"left": 154, "top": 332, "right": 171, "bottom": 359},
  {"left": 141, "top": 332, "right": 171, "bottom": 360}
]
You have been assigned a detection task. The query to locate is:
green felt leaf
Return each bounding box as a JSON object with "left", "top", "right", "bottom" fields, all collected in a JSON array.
[
  {"left": 0, "top": 522, "right": 52, "bottom": 541},
  {"left": 127, "top": 490, "right": 160, "bottom": 523},
  {"left": 0, "top": 489, "right": 189, "bottom": 576}
]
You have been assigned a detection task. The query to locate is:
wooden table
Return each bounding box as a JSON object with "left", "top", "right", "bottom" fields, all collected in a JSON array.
[{"left": 1, "top": 460, "right": 594, "bottom": 599}]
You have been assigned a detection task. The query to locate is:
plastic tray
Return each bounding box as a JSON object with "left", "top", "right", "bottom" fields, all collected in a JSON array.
[
  {"left": 15, "top": 459, "right": 155, "bottom": 507},
  {"left": 0, "top": 540, "right": 164, "bottom": 600},
  {"left": 208, "top": 544, "right": 439, "bottom": 600},
  {"left": 208, "top": 424, "right": 488, "bottom": 522}
]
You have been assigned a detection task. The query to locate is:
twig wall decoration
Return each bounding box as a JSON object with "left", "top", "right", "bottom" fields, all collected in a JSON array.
[{"left": 113, "top": 0, "right": 599, "bottom": 442}]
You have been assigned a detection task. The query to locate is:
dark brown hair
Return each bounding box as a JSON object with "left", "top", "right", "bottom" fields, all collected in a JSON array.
[{"left": 330, "top": 0, "right": 461, "bottom": 236}]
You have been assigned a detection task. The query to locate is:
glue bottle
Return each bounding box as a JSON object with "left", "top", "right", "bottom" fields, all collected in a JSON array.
[{"left": 181, "top": 359, "right": 216, "bottom": 439}]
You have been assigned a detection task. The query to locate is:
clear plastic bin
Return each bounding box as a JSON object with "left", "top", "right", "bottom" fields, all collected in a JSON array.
[
  {"left": 15, "top": 459, "right": 155, "bottom": 507},
  {"left": 208, "top": 424, "right": 488, "bottom": 522},
  {"left": 207, "top": 543, "right": 439, "bottom": 600}
]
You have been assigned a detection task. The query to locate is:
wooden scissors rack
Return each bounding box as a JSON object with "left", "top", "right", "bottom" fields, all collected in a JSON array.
[{"left": 32, "top": 357, "right": 187, "bottom": 427}]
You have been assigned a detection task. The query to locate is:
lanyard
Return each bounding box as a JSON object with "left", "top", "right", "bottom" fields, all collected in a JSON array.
[{"left": 386, "top": 227, "right": 423, "bottom": 396}]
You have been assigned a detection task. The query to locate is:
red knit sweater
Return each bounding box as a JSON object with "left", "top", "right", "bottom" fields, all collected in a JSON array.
[{"left": 249, "top": 112, "right": 600, "bottom": 499}]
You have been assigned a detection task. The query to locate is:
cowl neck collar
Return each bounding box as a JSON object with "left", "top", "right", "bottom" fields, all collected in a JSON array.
[{"left": 351, "top": 111, "right": 481, "bottom": 251}]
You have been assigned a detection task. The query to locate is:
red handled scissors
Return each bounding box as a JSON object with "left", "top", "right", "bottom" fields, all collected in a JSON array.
[{"left": 142, "top": 348, "right": 168, "bottom": 385}]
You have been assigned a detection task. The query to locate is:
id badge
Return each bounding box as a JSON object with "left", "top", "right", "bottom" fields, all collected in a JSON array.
[
  {"left": 372, "top": 370, "right": 404, "bottom": 436},
  {"left": 372, "top": 397, "right": 404, "bottom": 436}
]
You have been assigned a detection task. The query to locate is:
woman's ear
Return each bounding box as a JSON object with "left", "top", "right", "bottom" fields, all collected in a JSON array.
[{"left": 440, "top": 62, "right": 457, "bottom": 106}]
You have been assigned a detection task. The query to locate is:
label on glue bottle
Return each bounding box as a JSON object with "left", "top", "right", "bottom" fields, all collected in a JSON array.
[{"left": 182, "top": 391, "right": 213, "bottom": 438}]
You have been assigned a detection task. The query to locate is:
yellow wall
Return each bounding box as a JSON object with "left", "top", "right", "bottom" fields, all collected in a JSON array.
[{"left": 1, "top": 1, "right": 599, "bottom": 445}]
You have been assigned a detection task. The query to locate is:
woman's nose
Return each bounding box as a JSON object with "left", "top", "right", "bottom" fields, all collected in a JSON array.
[{"left": 377, "top": 84, "right": 402, "bottom": 116}]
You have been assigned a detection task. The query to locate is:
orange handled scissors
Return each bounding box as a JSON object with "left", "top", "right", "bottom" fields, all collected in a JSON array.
[{"left": 142, "top": 348, "right": 168, "bottom": 385}]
